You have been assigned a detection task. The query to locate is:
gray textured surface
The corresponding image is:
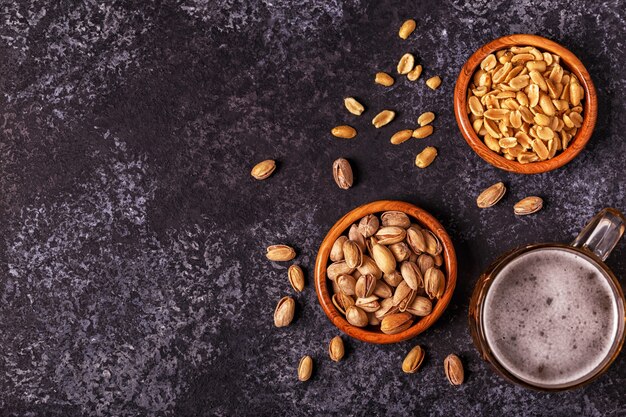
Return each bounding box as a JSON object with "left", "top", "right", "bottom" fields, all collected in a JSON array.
[{"left": 0, "top": 0, "right": 625, "bottom": 416}]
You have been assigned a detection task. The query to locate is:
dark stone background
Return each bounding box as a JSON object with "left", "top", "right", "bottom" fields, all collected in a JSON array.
[{"left": 0, "top": 0, "right": 625, "bottom": 416}]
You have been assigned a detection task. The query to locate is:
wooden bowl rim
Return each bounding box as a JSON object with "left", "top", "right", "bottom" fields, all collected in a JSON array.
[
  {"left": 314, "top": 200, "right": 458, "bottom": 344},
  {"left": 453, "top": 34, "right": 598, "bottom": 174}
]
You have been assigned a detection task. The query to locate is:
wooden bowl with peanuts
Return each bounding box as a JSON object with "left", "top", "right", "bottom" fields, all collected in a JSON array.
[{"left": 454, "top": 34, "right": 597, "bottom": 174}]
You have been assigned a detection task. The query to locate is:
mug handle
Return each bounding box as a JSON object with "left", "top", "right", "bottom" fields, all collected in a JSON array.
[{"left": 572, "top": 208, "right": 626, "bottom": 261}]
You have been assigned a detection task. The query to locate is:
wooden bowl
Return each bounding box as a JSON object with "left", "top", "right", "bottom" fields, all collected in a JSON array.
[
  {"left": 453, "top": 34, "right": 597, "bottom": 174},
  {"left": 314, "top": 200, "right": 457, "bottom": 344}
]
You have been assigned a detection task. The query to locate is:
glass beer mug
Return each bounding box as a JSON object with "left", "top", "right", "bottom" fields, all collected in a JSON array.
[{"left": 469, "top": 208, "right": 626, "bottom": 390}]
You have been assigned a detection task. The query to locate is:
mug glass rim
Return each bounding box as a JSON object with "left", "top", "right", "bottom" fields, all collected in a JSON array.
[{"left": 471, "top": 242, "right": 626, "bottom": 391}]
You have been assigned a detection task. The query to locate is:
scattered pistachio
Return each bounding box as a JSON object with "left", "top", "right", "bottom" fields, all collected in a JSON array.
[
  {"left": 251, "top": 159, "right": 276, "bottom": 180},
  {"left": 298, "top": 355, "right": 313, "bottom": 381},
  {"left": 402, "top": 345, "right": 425, "bottom": 373}
]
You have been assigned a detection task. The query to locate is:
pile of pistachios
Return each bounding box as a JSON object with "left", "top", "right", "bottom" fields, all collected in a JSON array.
[{"left": 327, "top": 210, "right": 446, "bottom": 334}]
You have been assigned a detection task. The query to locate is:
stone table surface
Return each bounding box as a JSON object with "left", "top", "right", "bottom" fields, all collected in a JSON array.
[{"left": 0, "top": 0, "right": 625, "bottom": 416}]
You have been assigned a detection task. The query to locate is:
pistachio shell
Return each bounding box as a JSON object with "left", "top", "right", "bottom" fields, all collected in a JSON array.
[
  {"left": 380, "top": 312, "right": 413, "bottom": 334},
  {"left": 514, "top": 196, "right": 543, "bottom": 215},
  {"left": 298, "top": 355, "right": 313, "bottom": 381},
  {"left": 374, "top": 226, "right": 407, "bottom": 245},
  {"left": 400, "top": 261, "right": 423, "bottom": 290},
  {"left": 343, "top": 239, "right": 363, "bottom": 269},
  {"left": 373, "top": 280, "right": 393, "bottom": 299},
  {"left": 389, "top": 242, "right": 411, "bottom": 262},
  {"left": 406, "top": 296, "right": 432, "bottom": 316},
  {"left": 288, "top": 264, "right": 305, "bottom": 293},
  {"left": 417, "top": 254, "right": 435, "bottom": 275},
  {"left": 355, "top": 274, "right": 376, "bottom": 298},
  {"left": 358, "top": 214, "right": 380, "bottom": 237},
  {"left": 381, "top": 211, "right": 411, "bottom": 228},
  {"left": 345, "top": 305, "right": 368, "bottom": 327},
  {"left": 476, "top": 182, "right": 506, "bottom": 208},
  {"left": 383, "top": 270, "right": 404, "bottom": 287},
  {"left": 444, "top": 354, "right": 464, "bottom": 385},
  {"left": 327, "top": 261, "right": 355, "bottom": 281},
  {"left": 336, "top": 274, "right": 357, "bottom": 296},
  {"left": 328, "top": 336, "right": 345, "bottom": 362},
  {"left": 406, "top": 228, "right": 426, "bottom": 254},
  {"left": 332, "top": 293, "right": 355, "bottom": 315},
  {"left": 251, "top": 159, "right": 276, "bottom": 180},
  {"left": 424, "top": 267, "right": 445, "bottom": 299},
  {"left": 371, "top": 244, "right": 397, "bottom": 275},
  {"left": 330, "top": 236, "right": 348, "bottom": 262},
  {"left": 402, "top": 345, "right": 425, "bottom": 373},
  {"left": 274, "top": 296, "right": 295, "bottom": 327},
  {"left": 266, "top": 245, "right": 296, "bottom": 261},
  {"left": 348, "top": 224, "right": 367, "bottom": 251},
  {"left": 355, "top": 295, "right": 381, "bottom": 313}
]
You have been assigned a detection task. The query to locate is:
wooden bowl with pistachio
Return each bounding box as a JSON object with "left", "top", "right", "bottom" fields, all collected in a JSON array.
[{"left": 314, "top": 200, "right": 457, "bottom": 344}]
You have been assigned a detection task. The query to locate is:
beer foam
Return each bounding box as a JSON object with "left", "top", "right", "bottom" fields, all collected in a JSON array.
[{"left": 483, "top": 248, "right": 619, "bottom": 387}]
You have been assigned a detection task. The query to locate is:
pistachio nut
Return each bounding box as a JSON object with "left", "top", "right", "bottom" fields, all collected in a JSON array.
[
  {"left": 406, "top": 296, "right": 432, "bottom": 316},
  {"left": 381, "top": 312, "right": 413, "bottom": 335},
  {"left": 406, "top": 227, "right": 426, "bottom": 254},
  {"left": 343, "top": 239, "right": 363, "bottom": 269},
  {"left": 357, "top": 255, "right": 383, "bottom": 280},
  {"left": 371, "top": 243, "right": 396, "bottom": 275},
  {"left": 417, "top": 254, "right": 435, "bottom": 275},
  {"left": 374, "top": 297, "right": 398, "bottom": 319},
  {"left": 355, "top": 274, "right": 376, "bottom": 298},
  {"left": 402, "top": 345, "right": 425, "bottom": 374},
  {"left": 400, "top": 261, "right": 423, "bottom": 290},
  {"left": 374, "top": 226, "right": 407, "bottom": 245},
  {"left": 336, "top": 274, "right": 357, "bottom": 296},
  {"left": 444, "top": 354, "right": 464, "bottom": 385},
  {"left": 423, "top": 230, "right": 442, "bottom": 256},
  {"left": 383, "top": 270, "right": 404, "bottom": 287},
  {"left": 251, "top": 159, "right": 276, "bottom": 180},
  {"left": 358, "top": 214, "right": 380, "bottom": 237},
  {"left": 328, "top": 336, "right": 345, "bottom": 362},
  {"left": 288, "top": 264, "right": 305, "bottom": 293},
  {"left": 424, "top": 267, "right": 445, "bottom": 299},
  {"left": 348, "top": 224, "right": 367, "bottom": 251},
  {"left": 327, "top": 260, "right": 355, "bottom": 281},
  {"left": 373, "top": 280, "right": 393, "bottom": 299},
  {"left": 381, "top": 211, "right": 411, "bottom": 228},
  {"left": 389, "top": 242, "right": 411, "bottom": 262},
  {"left": 332, "top": 158, "right": 354, "bottom": 190},
  {"left": 298, "top": 355, "right": 313, "bottom": 382},
  {"left": 365, "top": 236, "right": 378, "bottom": 258},
  {"left": 392, "top": 281, "right": 416, "bottom": 308},
  {"left": 375, "top": 297, "right": 398, "bottom": 319},
  {"left": 345, "top": 305, "right": 368, "bottom": 327},
  {"left": 355, "top": 295, "right": 381, "bottom": 313},
  {"left": 332, "top": 293, "right": 355, "bottom": 315},
  {"left": 330, "top": 236, "right": 348, "bottom": 262},
  {"left": 274, "top": 296, "right": 295, "bottom": 327},
  {"left": 266, "top": 245, "right": 296, "bottom": 262}
]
